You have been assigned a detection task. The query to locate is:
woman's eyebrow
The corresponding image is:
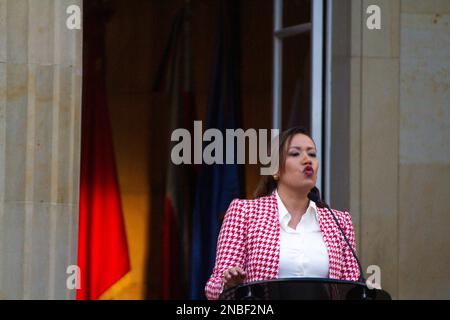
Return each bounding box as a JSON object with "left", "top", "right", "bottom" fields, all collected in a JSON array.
[{"left": 289, "top": 146, "right": 316, "bottom": 151}]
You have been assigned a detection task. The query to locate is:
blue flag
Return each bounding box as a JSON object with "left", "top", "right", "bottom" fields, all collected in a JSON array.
[{"left": 190, "top": 2, "right": 243, "bottom": 299}]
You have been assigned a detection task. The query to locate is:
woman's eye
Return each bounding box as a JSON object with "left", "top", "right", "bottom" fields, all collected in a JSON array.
[
  {"left": 289, "top": 152, "right": 299, "bottom": 157},
  {"left": 309, "top": 153, "right": 317, "bottom": 158}
]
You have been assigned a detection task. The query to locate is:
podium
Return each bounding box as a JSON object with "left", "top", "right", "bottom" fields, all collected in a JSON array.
[{"left": 219, "top": 278, "right": 391, "bottom": 300}]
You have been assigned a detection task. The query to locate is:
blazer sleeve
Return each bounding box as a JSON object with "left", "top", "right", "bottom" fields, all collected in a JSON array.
[
  {"left": 340, "top": 211, "right": 361, "bottom": 282},
  {"left": 205, "top": 198, "right": 247, "bottom": 300}
]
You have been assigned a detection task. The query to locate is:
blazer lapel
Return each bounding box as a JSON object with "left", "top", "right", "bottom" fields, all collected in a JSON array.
[
  {"left": 247, "top": 192, "right": 280, "bottom": 281},
  {"left": 317, "top": 206, "right": 342, "bottom": 279},
  {"left": 267, "top": 192, "right": 280, "bottom": 278},
  {"left": 262, "top": 193, "right": 342, "bottom": 280}
]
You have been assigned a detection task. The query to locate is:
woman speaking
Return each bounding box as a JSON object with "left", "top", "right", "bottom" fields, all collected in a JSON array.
[{"left": 205, "top": 126, "right": 360, "bottom": 300}]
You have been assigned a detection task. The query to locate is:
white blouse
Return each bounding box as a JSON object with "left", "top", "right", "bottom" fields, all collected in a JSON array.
[{"left": 276, "top": 190, "right": 329, "bottom": 278}]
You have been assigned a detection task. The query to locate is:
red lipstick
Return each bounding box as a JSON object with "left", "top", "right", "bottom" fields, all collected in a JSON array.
[{"left": 303, "top": 166, "right": 314, "bottom": 177}]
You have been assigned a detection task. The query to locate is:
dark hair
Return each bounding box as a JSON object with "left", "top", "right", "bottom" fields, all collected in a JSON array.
[{"left": 253, "top": 126, "right": 321, "bottom": 203}]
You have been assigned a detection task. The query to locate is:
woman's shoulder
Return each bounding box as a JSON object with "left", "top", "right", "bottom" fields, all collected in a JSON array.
[
  {"left": 226, "top": 193, "right": 276, "bottom": 218},
  {"left": 321, "top": 206, "right": 354, "bottom": 228},
  {"left": 230, "top": 192, "right": 276, "bottom": 209},
  {"left": 328, "top": 207, "right": 349, "bottom": 217}
]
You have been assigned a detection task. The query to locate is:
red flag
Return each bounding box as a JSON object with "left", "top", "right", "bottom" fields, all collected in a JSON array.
[{"left": 77, "top": 6, "right": 130, "bottom": 300}]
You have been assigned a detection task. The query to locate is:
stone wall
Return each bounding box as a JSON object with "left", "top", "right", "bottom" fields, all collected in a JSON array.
[
  {"left": 348, "top": 0, "right": 450, "bottom": 299},
  {"left": 0, "top": 0, "right": 82, "bottom": 299}
]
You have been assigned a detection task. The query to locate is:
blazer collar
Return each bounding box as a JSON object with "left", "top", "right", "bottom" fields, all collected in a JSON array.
[{"left": 268, "top": 190, "right": 330, "bottom": 226}]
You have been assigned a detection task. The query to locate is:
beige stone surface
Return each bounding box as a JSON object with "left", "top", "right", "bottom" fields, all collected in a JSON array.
[
  {"left": 349, "top": 0, "right": 450, "bottom": 300},
  {"left": 349, "top": 56, "right": 362, "bottom": 250},
  {"left": 4, "top": 63, "right": 28, "bottom": 202},
  {"left": 400, "top": 13, "right": 450, "bottom": 165},
  {"left": 360, "top": 57, "right": 400, "bottom": 298},
  {"left": 54, "top": 0, "right": 83, "bottom": 68},
  {"left": 398, "top": 164, "right": 450, "bottom": 299},
  {"left": 351, "top": 0, "right": 362, "bottom": 57},
  {"left": 0, "top": 0, "right": 82, "bottom": 299},
  {"left": 28, "top": 0, "right": 55, "bottom": 65},
  {"left": 401, "top": 0, "right": 450, "bottom": 14},
  {"left": 0, "top": 62, "right": 6, "bottom": 203},
  {"left": 397, "top": 6, "right": 450, "bottom": 299},
  {"left": 362, "top": 0, "right": 400, "bottom": 58},
  {"left": 5, "top": 0, "right": 29, "bottom": 64},
  {"left": 330, "top": 0, "right": 352, "bottom": 57},
  {"left": 0, "top": 1, "right": 6, "bottom": 62}
]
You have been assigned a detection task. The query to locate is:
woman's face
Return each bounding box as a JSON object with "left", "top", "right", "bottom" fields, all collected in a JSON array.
[{"left": 278, "top": 133, "right": 318, "bottom": 192}]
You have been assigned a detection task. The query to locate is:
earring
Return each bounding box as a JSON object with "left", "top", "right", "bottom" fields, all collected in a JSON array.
[{"left": 273, "top": 174, "right": 279, "bottom": 181}]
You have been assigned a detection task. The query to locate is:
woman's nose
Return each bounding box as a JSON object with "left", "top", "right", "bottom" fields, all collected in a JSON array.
[{"left": 301, "top": 152, "right": 312, "bottom": 164}]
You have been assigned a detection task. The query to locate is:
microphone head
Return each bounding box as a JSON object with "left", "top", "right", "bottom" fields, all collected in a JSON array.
[
  {"left": 307, "top": 187, "right": 320, "bottom": 202},
  {"left": 308, "top": 187, "right": 326, "bottom": 208}
]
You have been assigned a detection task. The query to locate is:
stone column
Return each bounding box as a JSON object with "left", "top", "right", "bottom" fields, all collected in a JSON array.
[
  {"left": 350, "top": 0, "right": 450, "bottom": 300},
  {"left": 398, "top": 0, "right": 450, "bottom": 299},
  {"left": 0, "top": 0, "right": 82, "bottom": 299},
  {"left": 350, "top": 0, "right": 401, "bottom": 298}
]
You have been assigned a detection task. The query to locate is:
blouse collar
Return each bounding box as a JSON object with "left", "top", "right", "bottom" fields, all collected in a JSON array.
[{"left": 275, "top": 189, "right": 319, "bottom": 224}]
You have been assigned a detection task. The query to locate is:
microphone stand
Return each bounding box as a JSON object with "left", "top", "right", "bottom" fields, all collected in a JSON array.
[
  {"left": 308, "top": 188, "right": 370, "bottom": 300},
  {"left": 321, "top": 202, "right": 369, "bottom": 300}
]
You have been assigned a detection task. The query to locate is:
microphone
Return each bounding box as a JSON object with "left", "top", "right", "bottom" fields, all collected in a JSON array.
[{"left": 307, "top": 187, "right": 366, "bottom": 286}]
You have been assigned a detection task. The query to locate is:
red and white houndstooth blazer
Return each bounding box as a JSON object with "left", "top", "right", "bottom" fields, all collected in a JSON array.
[{"left": 205, "top": 191, "right": 360, "bottom": 300}]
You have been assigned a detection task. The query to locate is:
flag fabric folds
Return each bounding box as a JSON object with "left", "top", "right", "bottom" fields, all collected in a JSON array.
[
  {"left": 154, "top": 7, "right": 197, "bottom": 299},
  {"left": 77, "top": 7, "right": 131, "bottom": 300},
  {"left": 190, "top": 1, "right": 244, "bottom": 300}
]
